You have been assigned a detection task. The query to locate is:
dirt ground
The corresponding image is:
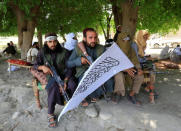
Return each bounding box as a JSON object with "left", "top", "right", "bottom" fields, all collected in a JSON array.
[{"left": 0, "top": 56, "right": 181, "bottom": 131}]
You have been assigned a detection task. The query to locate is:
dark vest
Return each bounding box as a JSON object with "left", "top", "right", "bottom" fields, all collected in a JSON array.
[{"left": 42, "top": 47, "right": 67, "bottom": 80}]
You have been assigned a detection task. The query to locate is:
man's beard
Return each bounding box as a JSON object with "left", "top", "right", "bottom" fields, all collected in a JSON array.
[
  {"left": 50, "top": 46, "right": 56, "bottom": 50},
  {"left": 44, "top": 43, "right": 62, "bottom": 54},
  {"left": 84, "top": 41, "right": 96, "bottom": 48}
]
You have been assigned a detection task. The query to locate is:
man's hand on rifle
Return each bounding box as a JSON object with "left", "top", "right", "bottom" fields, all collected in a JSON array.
[
  {"left": 39, "top": 65, "right": 53, "bottom": 76},
  {"left": 81, "top": 57, "right": 91, "bottom": 65}
]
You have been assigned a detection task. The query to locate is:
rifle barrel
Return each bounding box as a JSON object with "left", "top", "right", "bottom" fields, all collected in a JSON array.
[{"left": 47, "top": 63, "right": 70, "bottom": 102}]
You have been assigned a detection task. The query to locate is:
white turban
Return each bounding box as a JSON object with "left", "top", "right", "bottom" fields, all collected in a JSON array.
[
  {"left": 45, "top": 36, "right": 57, "bottom": 42},
  {"left": 64, "top": 33, "right": 78, "bottom": 51}
]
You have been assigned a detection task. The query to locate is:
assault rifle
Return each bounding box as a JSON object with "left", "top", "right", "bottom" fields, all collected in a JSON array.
[
  {"left": 140, "top": 60, "right": 158, "bottom": 70},
  {"left": 45, "top": 61, "right": 70, "bottom": 103}
]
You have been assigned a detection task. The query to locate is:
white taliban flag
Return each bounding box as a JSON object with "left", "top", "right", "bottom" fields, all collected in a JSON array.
[{"left": 58, "top": 42, "right": 134, "bottom": 121}]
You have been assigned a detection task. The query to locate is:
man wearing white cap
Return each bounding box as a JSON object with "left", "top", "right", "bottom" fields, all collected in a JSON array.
[
  {"left": 33, "top": 32, "right": 76, "bottom": 128},
  {"left": 27, "top": 42, "right": 39, "bottom": 63}
]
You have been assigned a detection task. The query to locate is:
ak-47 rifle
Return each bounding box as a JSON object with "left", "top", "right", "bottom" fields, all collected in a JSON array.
[
  {"left": 140, "top": 59, "right": 158, "bottom": 70},
  {"left": 44, "top": 58, "right": 70, "bottom": 103}
]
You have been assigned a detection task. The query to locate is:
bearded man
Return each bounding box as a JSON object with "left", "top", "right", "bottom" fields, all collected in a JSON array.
[
  {"left": 33, "top": 32, "right": 76, "bottom": 128},
  {"left": 67, "top": 28, "right": 114, "bottom": 106}
]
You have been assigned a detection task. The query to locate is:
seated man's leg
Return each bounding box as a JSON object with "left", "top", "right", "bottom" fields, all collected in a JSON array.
[
  {"left": 128, "top": 74, "right": 144, "bottom": 105},
  {"left": 78, "top": 75, "right": 101, "bottom": 102},
  {"left": 89, "top": 88, "right": 102, "bottom": 101},
  {"left": 67, "top": 76, "right": 77, "bottom": 97},
  {"left": 132, "top": 74, "right": 144, "bottom": 94},
  {"left": 77, "top": 75, "right": 93, "bottom": 105},
  {"left": 114, "top": 72, "right": 125, "bottom": 96},
  {"left": 147, "top": 72, "right": 155, "bottom": 87},
  {"left": 103, "top": 77, "right": 114, "bottom": 94},
  {"left": 146, "top": 72, "right": 156, "bottom": 104},
  {"left": 89, "top": 77, "right": 114, "bottom": 101},
  {"left": 112, "top": 72, "right": 125, "bottom": 103},
  {"left": 46, "top": 82, "right": 64, "bottom": 128},
  {"left": 46, "top": 82, "right": 64, "bottom": 115}
]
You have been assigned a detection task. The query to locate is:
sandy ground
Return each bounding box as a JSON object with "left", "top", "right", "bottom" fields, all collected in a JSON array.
[{"left": 0, "top": 55, "right": 181, "bottom": 131}]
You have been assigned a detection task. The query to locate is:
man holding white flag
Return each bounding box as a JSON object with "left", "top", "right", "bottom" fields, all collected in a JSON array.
[
  {"left": 67, "top": 28, "right": 114, "bottom": 106},
  {"left": 57, "top": 28, "right": 134, "bottom": 121}
]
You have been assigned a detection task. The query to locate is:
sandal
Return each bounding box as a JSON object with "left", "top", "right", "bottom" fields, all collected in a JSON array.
[
  {"left": 111, "top": 94, "right": 121, "bottom": 104},
  {"left": 47, "top": 115, "right": 57, "bottom": 128},
  {"left": 81, "top": 100, "right": 89, "bottom": 107},
  {"left": 128, "top": 95, "right": 142, "bottom": 105},
  {"left": 91, "top": 98, "right": 98, "bottom": 103}
]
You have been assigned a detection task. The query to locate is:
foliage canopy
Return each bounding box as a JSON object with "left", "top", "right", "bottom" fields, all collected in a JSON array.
[
  {"left": 1, "top": 0, "right": 181, "bottom": 36},
  {"left": 137, "top": 0, "right": 181, "bottom": 34}
]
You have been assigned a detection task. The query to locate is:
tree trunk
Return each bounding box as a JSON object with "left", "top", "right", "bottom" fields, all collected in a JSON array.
[
  {"left": 112, "top": 4, "right": 122, "bottom": 28},
  {"left": 13, "top": 7, "right": 27, "bottom": 49},
  {"left": 37, "top": 29, "right": 43, "bottom": 48},
  {"left": 21, "top": 21, "right": 36, "bottom": 59},
  {"left": 112, "top": 0, "right": 138, "bottom": 39},
  {"left": 10, "top": 3, "right": 40, "bottom": 59},
  {"left": 121, "top": 1, "right": 138, "bottom": 39}
]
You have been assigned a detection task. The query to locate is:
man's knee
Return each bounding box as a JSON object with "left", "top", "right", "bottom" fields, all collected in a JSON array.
[
  {"left": 104, "top": 77, "right": 114, "bottom": 93},
  {"left": 135, "top": 74, "right": 144, "bottom": 83}
]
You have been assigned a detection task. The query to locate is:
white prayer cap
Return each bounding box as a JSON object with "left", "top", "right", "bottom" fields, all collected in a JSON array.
[{"left": 45, "top": 36, "right": 57, "bottom": 42}]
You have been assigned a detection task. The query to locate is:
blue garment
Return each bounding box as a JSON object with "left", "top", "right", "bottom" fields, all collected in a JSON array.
[{"left": 131, "top": 42, "right": 146, "bottom": 63}]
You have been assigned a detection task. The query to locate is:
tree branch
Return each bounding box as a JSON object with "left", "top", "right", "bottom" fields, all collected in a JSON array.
[{"left": 100, "top": 20, "right": 107, "bottom": 40}]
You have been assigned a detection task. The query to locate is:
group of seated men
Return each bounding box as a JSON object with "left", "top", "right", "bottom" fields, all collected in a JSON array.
[
  {"left": 3, "top": 41, "right": 16, "bottom": 56},
  {"left": 32, "top": 27, "right": 155, "bottom": 128}
]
